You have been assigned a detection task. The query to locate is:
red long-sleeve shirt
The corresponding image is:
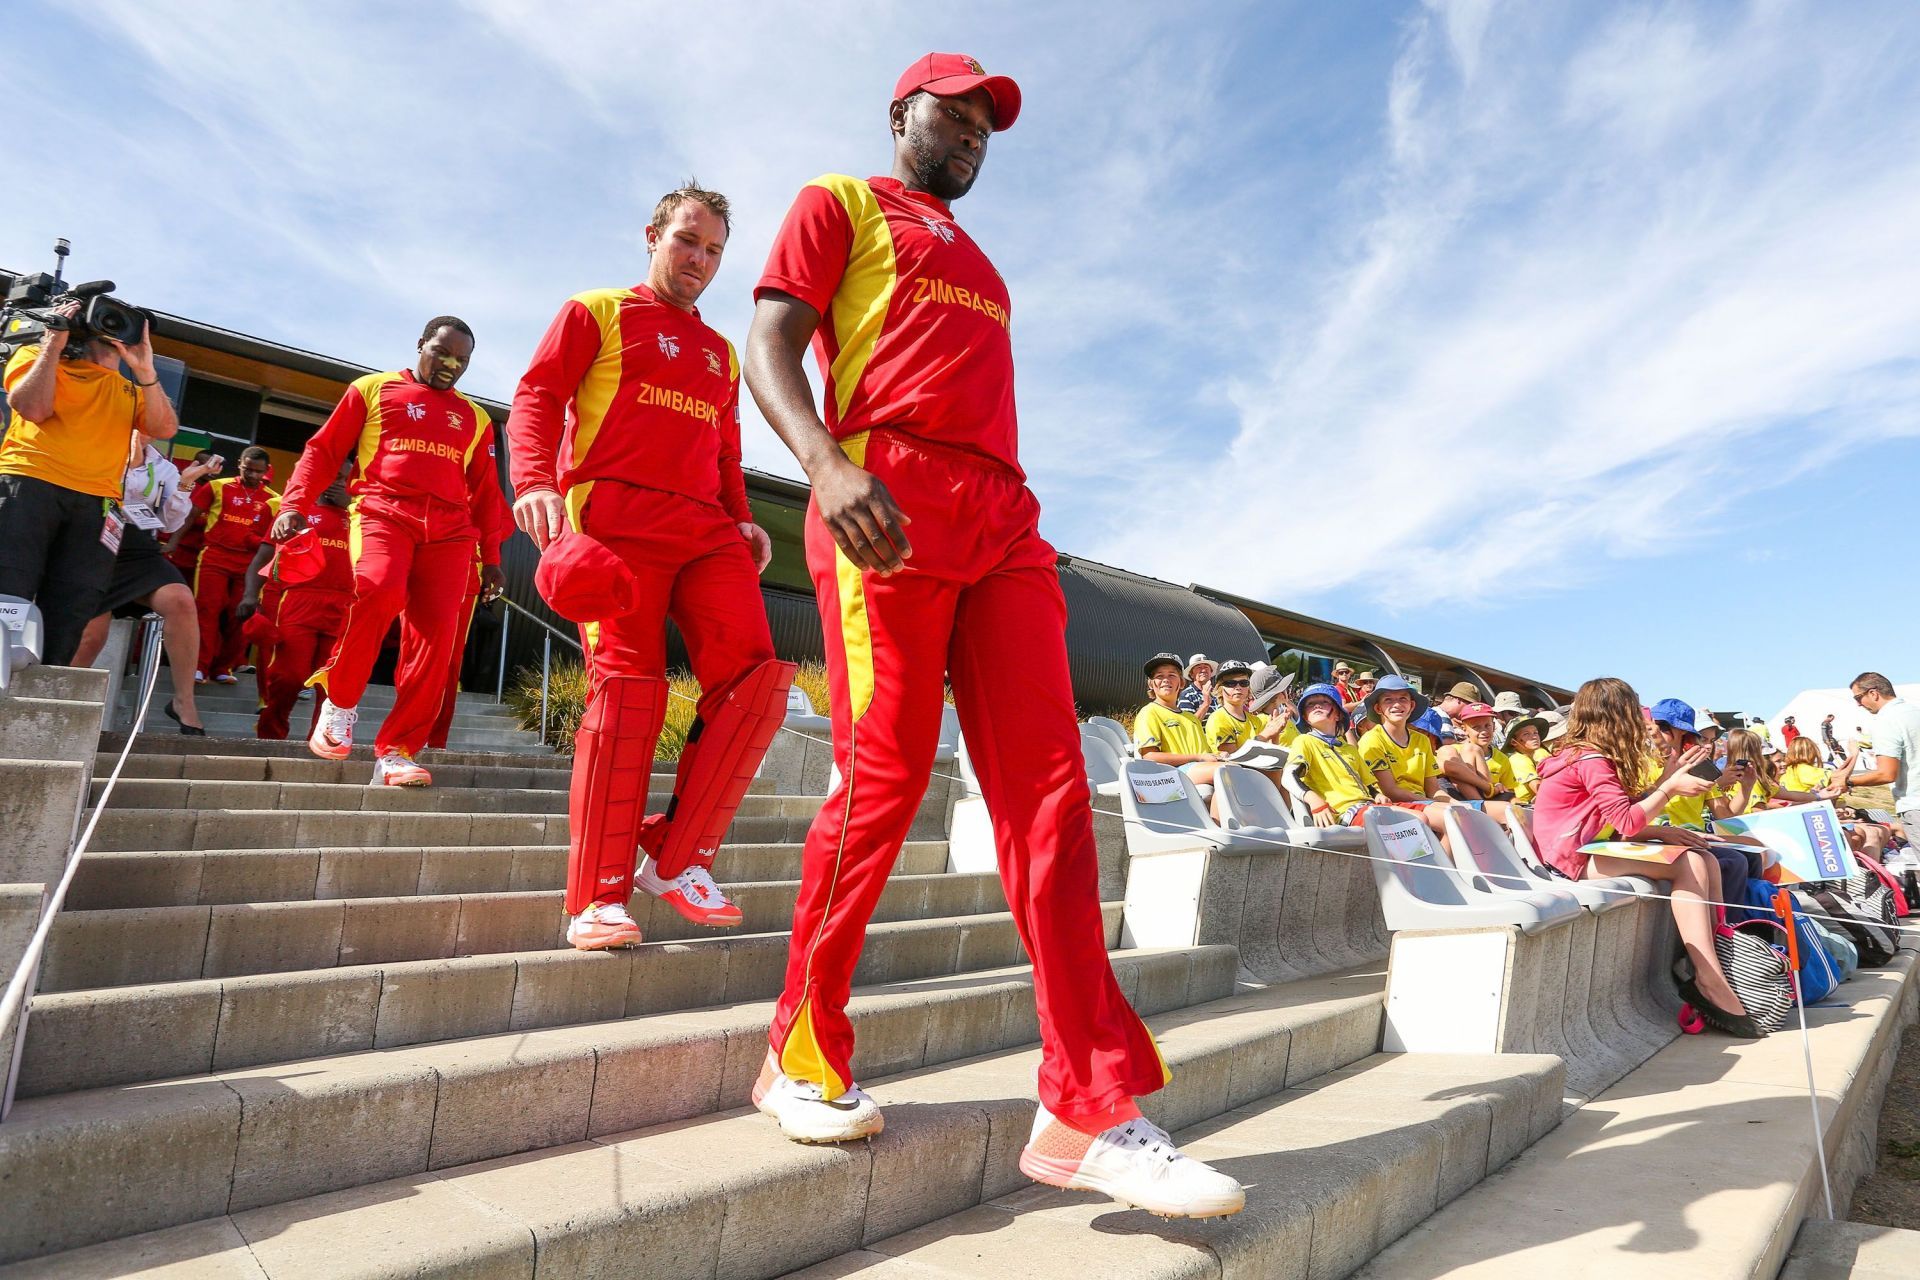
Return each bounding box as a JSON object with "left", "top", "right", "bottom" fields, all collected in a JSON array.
[
  {"left": 284, "top": 370, "right": 506, "bottom": 562},
  {"left": 506, "top": 284, "right": 750, "bottom": 528},
  {"left": 191, "top": 476, "right": 280, "bottom": 572}
]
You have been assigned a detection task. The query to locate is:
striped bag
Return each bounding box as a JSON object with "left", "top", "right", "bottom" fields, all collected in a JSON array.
[{"left": 1714, "top": 921, "right": 1795, "bottom": 1034}]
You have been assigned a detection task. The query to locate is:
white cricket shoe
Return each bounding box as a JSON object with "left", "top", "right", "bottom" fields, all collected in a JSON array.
[
  {"left": 1019, "top": 1102, "right": 1245, "bottom": 1219},
  {"left": 567, "top": 902, "right": 642, "bottom": 950},
  {"left": 634, "top": 855, "right": 744, "bottom": 928},
  {"left": 752, "top": 1053, "right": 884, "bottom": 1143},
  {"left": 371, "top": 752, "right": 431, "bottom": 787},
  {"left": 309, "top": 697, "right": 357, "bottom": 759}
]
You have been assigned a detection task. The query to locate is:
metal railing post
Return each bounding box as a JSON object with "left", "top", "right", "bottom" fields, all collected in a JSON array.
[
  {"left": 494, "top": 608, "right": 511, "bottom": 703},
  {"left": 539, "top": 634, "right": 551, "bottom": 744}
]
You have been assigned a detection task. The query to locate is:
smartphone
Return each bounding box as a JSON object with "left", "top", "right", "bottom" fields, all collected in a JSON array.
[{"left": 1687, "top": 758, "right": 1721, "bottom": 783}]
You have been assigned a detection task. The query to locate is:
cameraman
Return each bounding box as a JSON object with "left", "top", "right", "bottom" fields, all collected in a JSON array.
[{"left": 0, "top": 297, "right": 178, "bottom": 663}]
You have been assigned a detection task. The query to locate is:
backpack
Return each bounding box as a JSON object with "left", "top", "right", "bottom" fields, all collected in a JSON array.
[
  {"left": 1714, "top": 920, "right": 1796, "bottom": 1032},
  {"left": 1805, "top": 884, "right": 1899, "bottom": 967},
  {"left": 1848, "top": 854, "right": 1905, "bottom": 920},
  {"left": 1744, "top": 883, "right": 1843, "bottom": 1005}
]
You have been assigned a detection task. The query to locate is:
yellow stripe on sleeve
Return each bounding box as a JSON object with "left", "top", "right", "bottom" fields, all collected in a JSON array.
[{"left": 809, "top": 176, "right": 899, "bottom": 422}]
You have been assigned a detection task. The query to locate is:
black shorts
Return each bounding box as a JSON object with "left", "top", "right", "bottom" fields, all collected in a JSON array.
[
  {"left": 0, "top": 472, "right": 118, "bottom": 665},
  {"left": 101, "top": 524, "right": 187, "bottom": 617}
]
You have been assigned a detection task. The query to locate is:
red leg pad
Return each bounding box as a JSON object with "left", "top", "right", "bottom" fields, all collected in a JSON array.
[
  {"left": 652, "top": 659, "right": 798, "bottom": 878},
  {"left": 565, "top": 675, "right": 668, "bottom": 915}
]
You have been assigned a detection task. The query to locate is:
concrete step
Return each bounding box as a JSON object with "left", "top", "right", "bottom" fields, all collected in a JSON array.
[
  {"left": 90, "top": 775, "right": 768, "bottom": 814},
  {"left": 119, "top": 681, "right": 511, "bottom": 717},
  {"left": 0, "top": 944, "right": 1245, "bottom": 1264},
  {"left": 86, "top": 799, "right": 911, "bottom": 854},
  {"left": 20, "top": 904, "right": 1088, "bottom": 1094},
  {"left": 120, "top": 695, "right": 525, "bottom": 732},
  {"left": 795, "top": 1050, "right": 1563, "bottom": 1280},
  {"left": 125, "top": 711, "right": 548, "bottom": 748},
  {"left": 104, "top": 751, "right": 573, "bottom": 788},
  {"left": 65, "top": 840, "right": 949, "bottom": 910},
  {"left": 98, "top": 731, "right": 559, "bottom": 764},
  {"left": 1781, "top": 1221, "right": 1920, "bottom": 1280},
  {"left": 38, "top": 870, "right": 1012, "bottom": 991}
]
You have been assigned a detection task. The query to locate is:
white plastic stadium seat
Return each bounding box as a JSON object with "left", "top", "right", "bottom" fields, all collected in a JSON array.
[
  {"left": 1503, "top": 809, "right": 1658, "bottom": 899},
  {"left": 1363, "top": 805, "right": 1583, "bottom": 934},
  {"left": 0, "top": 595, "right": 45, "bottom": 688},
  {"left": 1079, "top": 726, "right": 1124, "bottom": 797},
  {"left": 1444, "top": 805, "right": 1638, "bottom": 913},
  {"left": 1212, "top": 763, "right": 1366, "bottom": 852},
  {"left": 934, "top": 704, "right": 961, "bottom": 766},
  {"left": 1086, "top": 715, "right": 1134, "bottom": 759},
  {"left": 1117, "top": 759, "right": 1232, "bottom": 855},
  {"left": 783, "top": 684, "right": 829, "bottom": 734}
]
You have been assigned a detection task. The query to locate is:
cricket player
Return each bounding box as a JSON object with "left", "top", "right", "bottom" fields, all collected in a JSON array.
[
  {"left": 743, "top": 54, "right": 1243, "bottom": 1218},
  {"left": 507, "top": 183, "right": 796, "bottom": 949}
]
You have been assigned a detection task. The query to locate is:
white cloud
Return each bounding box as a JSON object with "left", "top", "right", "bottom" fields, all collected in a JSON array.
[{"left": 1095, "top": 0, "right": 1920, "bottom": 606}]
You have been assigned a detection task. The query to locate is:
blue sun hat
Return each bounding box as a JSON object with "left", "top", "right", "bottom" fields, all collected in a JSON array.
[
  {"left": 1650, "top": 697, "right": 1699, "bottom": 737},
  {"left": 1363, "top": 674, "right": 1431, "bottom": 724},
  {"left": 1293, "top": 682, "right": 1350, "bottom": 735}
]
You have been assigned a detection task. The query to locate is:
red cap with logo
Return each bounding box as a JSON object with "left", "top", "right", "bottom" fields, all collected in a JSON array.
[
  {"left": 894, "top": 53, "right": 1021, "bottom": 131},
  {"left": 271, "top": 527, "right": 327, "bottom": 588},
  {"left": 534, "top": 532, "right": 641, "bottom": 624}
]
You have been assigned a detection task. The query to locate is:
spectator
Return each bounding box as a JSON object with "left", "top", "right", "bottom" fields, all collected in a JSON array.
[
  {"left": 1499, "top": 713, "right": 1547, "bottom": 803},
  {"left": 1708, "top": 728, "right": 1835, "bottom": 818},
  {"left": 162, "top": 448, "right": 222, "bottom": 574},
  {"left": 1648, "top": 698, "right": 1756, "bottom": 909},
  {"left": 1751, "top": 717, "right": 1771, "bottom": 744},
  {"left": 1438, "top": 702, "right": 1516, "bottom": 816},
  {"left": 1134, "top": 652, "right": 1224, "bottom": 786},
  {"left": 1204, "top": 659, "right": 1293, "bottom": 756},
  {"left": 1415, "top": 704, "right": 1458, "bottom": 746},
  {"left": 1282, "top": 683, "right": 1381, "bottom": 827},
  {"left": 1246, "top": 664, "right": 1299, "bottom": 742},
  {"left": 1330, "top": 661, "right": 1356, "bottom": 707},
  {"left": 1357, "top": 675, "right": 1454, "bottom": 843},
  {"left": 1780, "top": 735, "right": 1853, "bottom": 798},
  {"left": 189, "top": 446, "right": 278, "bottom": 684},
  {"left": 1435, "top": 680, "right": 1480, "bottom": 733},
  {"left": 1822, "top": 713, "right": 1846, "bottom": 765},
  {"left": 1843, "top": 672, "right": 1920, "bottom": 850},
  {"left": 1530, "top": 678, "right": 1753, "bottom": 1033},
  {"left": 1781, "top": 715, "right": 1800, "bottom": 747},
  {"left": 1177, "top": 653, "right": 1216, "bottom": 719},
  {"left": 1491, "top": 690, "right": 1530, "bottom": 732},
  {"left": 0, "top": 298, "right": 180, "bottom": 663},
  {"left": 69, "top": 441, "right": 218, "bottom": 733}
]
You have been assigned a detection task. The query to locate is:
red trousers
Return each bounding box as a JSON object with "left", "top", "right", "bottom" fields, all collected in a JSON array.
[
  {"left": 428, "top": 584, "right": 482, "bottom": 751},
  {"left": 193, "top": 556, "right": 252, "bottom": 677},
  {"left": 257, "top": 588, "right": 349, "bottom": 740},
  {"left": 769, "top": 431, "right": 1166, "bottom": 1118},
  {"left": 564, "top": 483, "right": 776, "bottom": 915},
  {"left": 309, "top": 497, "right": 475, "bottom": 757}
]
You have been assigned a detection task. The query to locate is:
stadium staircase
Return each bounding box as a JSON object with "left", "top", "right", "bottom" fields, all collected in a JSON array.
[{"left": 0, "top": 664, "right": 1912, "bottom": 1279}]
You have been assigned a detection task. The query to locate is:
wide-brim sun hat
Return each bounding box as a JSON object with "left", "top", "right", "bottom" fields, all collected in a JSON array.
[
  {"left": 1184, "top": 653, "right": 1213, "bottom": 678},
  {"left": 1294, "top": 681, "right": 1350, "bottom": 735},
  {"left": 1649, "top": 697, "right": 1699, "bottom": 737},
  {"left": 1363, "top": 674, "right": 1431, "bottom": 723},
  {"left": 1502, "top": 713, "right": 1549, "bottom": 748},
  {"left": 1249, "top": 665, "right": 1295, "bottom": 714},
  {"left": 1491, "top": 691, "right": 1529, "bottom": 715}
]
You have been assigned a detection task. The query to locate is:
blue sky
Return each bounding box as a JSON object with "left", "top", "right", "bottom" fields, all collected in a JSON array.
[{"left": 6, "top": 1, "right": 1916, "bottom": 718}]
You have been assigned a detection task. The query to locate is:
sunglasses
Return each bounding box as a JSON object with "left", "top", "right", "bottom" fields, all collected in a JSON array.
[{"left": 1219, "top": 679, "right": 1251, "bottom": 688}]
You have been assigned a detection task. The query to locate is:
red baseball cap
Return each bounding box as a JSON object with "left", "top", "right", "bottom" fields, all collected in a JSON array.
[
  {"left": 272, "top": 527, "right": 327, "bottom": 587},
  {"left": 240, "top": 609, "right": 279, "bottom": 650},
  {"left": 1456, "top": 702, "right": 1497, "bottom": 723},
  {"left": 895, "top": 53, "right": 1021, "bottom": 131},
  {"left": 534, "top": 532, "right": 640, "bottom": 624}
]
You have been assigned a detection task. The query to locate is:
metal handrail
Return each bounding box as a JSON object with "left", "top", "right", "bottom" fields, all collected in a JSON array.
[
  {"left": 493, "top": 596, "right": 581, "bottom": 746},
  {"left": 2, "top": 614, "right": 166, "bottom": 1120}
]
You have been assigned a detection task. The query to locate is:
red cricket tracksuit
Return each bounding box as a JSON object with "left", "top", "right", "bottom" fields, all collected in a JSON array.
[
  {"left": 509, "top": 283, "right": 790, "bottom": 916},
  {"left": 256, "top": 503, "right": 353, "bottom": 740},
  {"left": 166, "top": 519, "right": 204, "bottom": 576},
  {"left": 757, "top": 176, "right": 1165, "bottom": 1120},
  {"left": 192, "top": 476, "right": 279, "bottom": 677},
  {"left": 283, "top": 370, "right": 505, "bottom": 757},
  {"left": 428, "top": 477, "right": 513, "bottom": 750}
]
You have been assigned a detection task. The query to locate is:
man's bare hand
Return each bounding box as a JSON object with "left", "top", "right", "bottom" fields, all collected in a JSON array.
[
  {"left": 107, "top": 327, "right": 157, "bottom": 381},
  {"left": 271, "top": 510, "right": 308, "bottom": 541},
  {"left": 739, "top": 522, "right": 773, "bottom": 573},
  {"left": 514, "top": 488, "right": 568, "bottom": 551},
  {"left": 479, "top": 564, "right": 506, "bottom": 603},
  {"left": 812, "top": 456, "right": 911, "bottom": 575}
]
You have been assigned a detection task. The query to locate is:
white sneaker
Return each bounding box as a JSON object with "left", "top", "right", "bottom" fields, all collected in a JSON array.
[
  {"left": 752, "top": 1052, "right": 884, "bottom": 1143},
  {"left": 371, "top": 752, "right": 432, "bottom": 787},
  {"left": 634, "top": 855, "right": 744, "bottom": 928},
  {"left": 308, "top": 697, "right": 357, "bottom": 760},
  {"left": 1019, "top": 1103, "right": 1245, "bottom": 1219},
  {"left": 567, "top": 902, "right": 642, "bottom": 950}
]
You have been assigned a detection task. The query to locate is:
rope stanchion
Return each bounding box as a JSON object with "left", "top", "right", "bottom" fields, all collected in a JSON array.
[{"left": 1, "top": 614, "right": 166, "bottom": 1122}]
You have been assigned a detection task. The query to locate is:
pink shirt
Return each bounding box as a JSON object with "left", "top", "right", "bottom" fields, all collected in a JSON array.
[{"left": 1532, "top": 751, "right": 1650, "bottom": 880}]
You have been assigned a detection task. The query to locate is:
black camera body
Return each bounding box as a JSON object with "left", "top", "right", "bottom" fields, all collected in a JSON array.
[{"left": 1, "top": 240, "right": 148, "bottom": 356}]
